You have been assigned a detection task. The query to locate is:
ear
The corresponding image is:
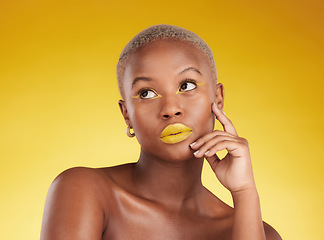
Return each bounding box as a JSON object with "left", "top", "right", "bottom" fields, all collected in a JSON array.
[
  {"left": 118, "top": 100, "right": 132, "bottom": 127},
  {"left": 215, "top": 83, "right": 225, "bottom": 110}
]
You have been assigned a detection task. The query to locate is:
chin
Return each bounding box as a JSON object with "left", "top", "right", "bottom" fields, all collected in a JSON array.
[
  {"left": 139, "top": 133, "right": 203, "bottom": 163},
  {"left": 156, "top": 140, "right": 195, "bottom": 162}
]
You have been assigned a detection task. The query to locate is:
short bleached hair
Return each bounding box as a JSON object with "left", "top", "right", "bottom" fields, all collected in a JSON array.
[{"left": 117, "top": 24, "right": 217, "bottom": 98}]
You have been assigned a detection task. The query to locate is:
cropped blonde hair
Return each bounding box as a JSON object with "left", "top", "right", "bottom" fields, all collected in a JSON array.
[{"left": 117, "top": 24, "right": 217, "bottom": 98}]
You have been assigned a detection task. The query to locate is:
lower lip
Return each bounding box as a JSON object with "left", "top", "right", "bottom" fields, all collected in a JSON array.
[{"left": 160, "top": 131, "right": 192, "bottom": 144}]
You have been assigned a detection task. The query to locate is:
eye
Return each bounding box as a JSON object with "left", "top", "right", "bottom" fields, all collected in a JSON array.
[
  {"left": 139, "top": 89, "right": 158, "bottom": 99},
  {"left": 179, "top": 81, "right": 197, "bottom": 92}
]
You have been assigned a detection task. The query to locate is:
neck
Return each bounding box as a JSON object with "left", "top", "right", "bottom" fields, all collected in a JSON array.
[{"left": 132, "top": 149, "right": 205, "bottom": 211}]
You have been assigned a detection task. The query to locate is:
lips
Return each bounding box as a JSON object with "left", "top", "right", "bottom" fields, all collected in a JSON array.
[{"left": 160, "top": 123, "right": 192, "bottom": 144}]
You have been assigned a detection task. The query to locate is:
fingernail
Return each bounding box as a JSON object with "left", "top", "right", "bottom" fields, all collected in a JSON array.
[
  {"left": 204, "top": 151, "right": 210, "bottom": 156},
  {"left": 190, "top": 142, "right": 196, "bottom": 148},
  {"left": 193, "top": 150, "right": 199, "bottom": 156},
  {"left": 221, "top": 110, "right": 226, "bottom": 116}
]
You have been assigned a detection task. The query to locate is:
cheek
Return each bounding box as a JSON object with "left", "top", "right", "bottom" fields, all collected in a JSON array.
[
  {"left": 188, "top": 95, "right": 215, "bottom": 134},
  {"left": 129, "top": 103, "right": 159, "bottom": 141},
  {"left": 200, "top": 105, "right": 215, "bottom": 132}
]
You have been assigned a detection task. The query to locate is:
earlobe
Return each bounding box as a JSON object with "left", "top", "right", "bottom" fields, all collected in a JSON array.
[
  {"left": 118, "top": 100, "right": 132, "bottom": 127},
  {"left": 215, "top": 83, "right": 225, "bottom": 110}
]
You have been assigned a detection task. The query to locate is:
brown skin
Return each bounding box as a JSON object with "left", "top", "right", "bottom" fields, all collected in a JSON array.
[{"left": 41, "top": 40, "right": 282, "bottom": 239}]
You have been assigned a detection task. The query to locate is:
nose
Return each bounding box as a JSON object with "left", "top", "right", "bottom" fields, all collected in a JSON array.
[{"left": 160, "top": 95, "right": 183, "bottom": 120}]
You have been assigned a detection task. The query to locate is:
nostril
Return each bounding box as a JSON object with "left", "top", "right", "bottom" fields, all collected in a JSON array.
[{"left": 162, "top": 112, "right": 181, "bottom": 119}]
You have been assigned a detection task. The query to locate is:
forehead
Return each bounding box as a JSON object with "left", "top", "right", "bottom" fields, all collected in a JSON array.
[{"left": 124, "top": 39, "right": 213, "bottom": 79}]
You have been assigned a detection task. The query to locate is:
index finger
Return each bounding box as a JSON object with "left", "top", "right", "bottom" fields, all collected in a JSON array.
[{"left": 212, "top": 103, "right": 238, "bottom": 136}]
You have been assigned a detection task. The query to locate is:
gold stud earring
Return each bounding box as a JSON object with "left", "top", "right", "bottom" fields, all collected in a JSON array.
[{"left": 126, "top": 126, "right": 135, "bottom": 138}]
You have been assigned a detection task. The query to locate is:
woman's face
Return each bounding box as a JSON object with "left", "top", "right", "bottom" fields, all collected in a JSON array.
[{"left": 120, "top": 40, "right": 221, "bottom": 162}]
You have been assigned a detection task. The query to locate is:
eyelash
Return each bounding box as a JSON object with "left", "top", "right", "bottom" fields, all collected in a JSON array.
[
  {"left": 137, "top": 88, "right": 159, "bottom": 99},
  {"left": 134, "top": 79, "right": 199, "bottom": 99},
  {"left": 178, "top": 79, "right": 198, "bottom": 92}
]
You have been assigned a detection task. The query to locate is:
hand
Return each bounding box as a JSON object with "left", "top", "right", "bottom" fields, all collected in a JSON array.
[{"left": 190, "top": 103, "right": 256, "bottom": 193}]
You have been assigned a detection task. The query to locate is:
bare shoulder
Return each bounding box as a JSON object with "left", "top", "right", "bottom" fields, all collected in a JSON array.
[
  {"left": 53, "top": 166, "right": 106, "bottom": 184},
  {"left": 264, "top": 221, "right": 282, "bottom": 240},
  {"left": 40, "top": 167, "right": 113, "bottom": 240},
  {"left": 48, "top": 167, "right": 112, "bottom": 202},
  {"left": 201, "top": 189, "right": 282, "bottom": 240}
]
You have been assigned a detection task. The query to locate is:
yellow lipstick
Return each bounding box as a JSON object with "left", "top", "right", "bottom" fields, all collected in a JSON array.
[{"left": 160, "top": 123, "right": 192, "bottom": 144}]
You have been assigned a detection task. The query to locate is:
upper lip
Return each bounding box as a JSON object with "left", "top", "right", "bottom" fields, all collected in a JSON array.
[{"left": 160, "top": 123, "right": 192, "bottom": 138}]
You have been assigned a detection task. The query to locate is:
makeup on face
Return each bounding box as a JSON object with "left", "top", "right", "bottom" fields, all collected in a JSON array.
[
  {"left": 122, "top": 40, "right": 216, "bottom": 160},
  {"left": 160, "top": 123, "right": 192, "bottom": 144},
  {"left": 131, "top": 78, "right": 206, "bottom": 100},
  {"left": 176, "top": 81, "right": 205, "bottom": 94},
  {"left": 132, "top": 88, "right": 162, "bottom": 99}
]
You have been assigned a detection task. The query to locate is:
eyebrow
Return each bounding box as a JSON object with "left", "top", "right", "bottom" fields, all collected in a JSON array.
[
  {"left": 132, "top": 77, "right": 152, "bottom": 88},
  {"left": 131, "top": 67, "right": 202, "bottom": 88},
  {"left": 178, "top": 66, "right": 202, "bottom": 76}
]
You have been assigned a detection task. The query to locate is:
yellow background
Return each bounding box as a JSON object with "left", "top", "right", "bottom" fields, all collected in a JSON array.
[{"left": 1, "top": 0, "right": 323, "bottom": 239}]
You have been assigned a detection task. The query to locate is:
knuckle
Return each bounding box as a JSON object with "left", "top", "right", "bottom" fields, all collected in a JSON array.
[{"left": 239, "top": 137, "right": 248, "bottom": 144}]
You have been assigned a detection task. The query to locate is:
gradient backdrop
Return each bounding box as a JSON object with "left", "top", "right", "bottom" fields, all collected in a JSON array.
[{"left": 1, "top": 0, "right": 323, "bottom": 239}]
